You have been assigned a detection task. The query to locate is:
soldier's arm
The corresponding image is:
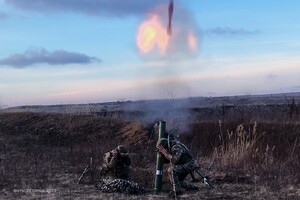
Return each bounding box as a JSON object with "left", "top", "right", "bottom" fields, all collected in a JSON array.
[
  {"left": 169, "top": 145, "right": 184, "bottom": 164},
  {"left": 103, "top": 151, "right": 118, "bottom": 169},
  {"left": 157, "top": 144, "right": 183, "bottom": 164},
  {"left": 106, "top": 153, "right": 118, "bottom": 168}
]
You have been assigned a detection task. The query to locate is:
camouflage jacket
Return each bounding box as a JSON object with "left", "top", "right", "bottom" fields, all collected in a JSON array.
[
  {"left": 101, "top": 151, "right": 131, "bottom": 180},
  {"left": 163, "top": 141, "right": 194, "bottom": 165}
]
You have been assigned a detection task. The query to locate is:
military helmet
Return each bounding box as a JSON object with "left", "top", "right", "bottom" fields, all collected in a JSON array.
[{"left": 117, "top": 145, "right": 129, "bottom": 154}]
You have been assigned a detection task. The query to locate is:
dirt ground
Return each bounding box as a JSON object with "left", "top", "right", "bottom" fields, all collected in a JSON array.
[
  {"left": 1, "top": 172, "right": 299, "bottom": 200},
  {"left": 0, "top": 110, "right": 299, "bottom": 200}
]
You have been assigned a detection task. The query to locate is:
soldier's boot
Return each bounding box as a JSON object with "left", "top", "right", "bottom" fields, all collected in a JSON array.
[{"left": 181, "top": 181, "right": 199, "bottom": 190}]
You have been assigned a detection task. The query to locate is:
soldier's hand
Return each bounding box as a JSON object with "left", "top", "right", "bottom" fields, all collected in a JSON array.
[
  {"left": 111, "top": 149, "right": 119, "bottom": 156},
  {"left": 157, "top": 145, "right": 168, "bottom": 155}
]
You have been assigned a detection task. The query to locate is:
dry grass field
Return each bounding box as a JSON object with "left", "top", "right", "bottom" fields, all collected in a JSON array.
[{"left": 0, "top": 95, "right": 299, "bottom": 199}]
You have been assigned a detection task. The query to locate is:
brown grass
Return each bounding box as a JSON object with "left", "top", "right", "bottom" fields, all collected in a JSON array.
[
  {"left": 0, "top": 107, "right": 299, "bottom": 198},
  {"left": 212, "top": 121, "right": 265, "bottom": 170}
]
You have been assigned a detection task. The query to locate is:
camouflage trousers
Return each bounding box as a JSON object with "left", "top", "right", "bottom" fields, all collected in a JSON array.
[
  {"left": 167, "top": 160, "right": 198, "bottom": 192},
  {"left": 95, "top": 178, "right": 145, "bottom": 195}
]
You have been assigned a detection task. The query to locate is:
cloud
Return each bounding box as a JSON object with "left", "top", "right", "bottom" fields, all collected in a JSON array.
[
  {"left": 205, "top": 27, "right": 259, "bottom": 36},
  {"left": 0, "top": 12, "right": 10, "bottom": 19},
  {"left": 5, "top": 0, "right": 168, "bottom": 17},
  {"left": 0, "top": 48, "right": 100, "bottom": 68}
]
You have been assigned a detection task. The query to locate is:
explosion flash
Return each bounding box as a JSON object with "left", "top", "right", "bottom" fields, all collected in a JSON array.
[
  {"left": 137, "top": 15, "right": 169, "bottom": 54},
  {"left": 136, "top": 1, "right": 199, "bottom": 57}
]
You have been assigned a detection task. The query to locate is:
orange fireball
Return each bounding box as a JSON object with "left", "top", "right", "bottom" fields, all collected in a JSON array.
[{"left": 137, "top": 15, "right": 169, "bottom": 54}]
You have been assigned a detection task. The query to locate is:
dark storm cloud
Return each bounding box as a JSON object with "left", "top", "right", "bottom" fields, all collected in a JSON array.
[
  {"left": 205, "top": 27, "right": 259, "bottom": 36},
  {"left": 5, "top": 0, "right": 167, "bottom": 17},
  {"left": 0, "top": 48, "right": 100, "bottom": 68}
]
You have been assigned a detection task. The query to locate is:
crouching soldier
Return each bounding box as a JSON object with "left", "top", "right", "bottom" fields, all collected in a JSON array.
[
  {"left": 157, "top": 138, "right": 198, "bottom": 197},
  {"left": 100, "top": 145, "right": 131, "bottom": 180},
  {"left": 96, "top": 145, "right": 145, "bottom": 194}
]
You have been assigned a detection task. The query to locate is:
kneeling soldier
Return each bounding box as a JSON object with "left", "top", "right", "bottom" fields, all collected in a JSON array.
[{"left": 157, "top": 138, "right": 198, "bottom": 197}]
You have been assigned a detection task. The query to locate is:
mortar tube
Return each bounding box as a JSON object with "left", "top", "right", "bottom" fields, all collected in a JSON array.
[{"left": 154, "top": 121, "right": 167, "bottom": 194}]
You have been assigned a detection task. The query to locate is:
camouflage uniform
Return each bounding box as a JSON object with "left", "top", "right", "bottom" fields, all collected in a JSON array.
[
  {"left": 157, "top": 138, "right": 198, "bottom": 194},
  {"left": 100, "top": 145, "right": 131, "bottom": 180},
  {"left": 96, "top": 145, "right": 145, "bottom": 194},
  {"left": 95, "top": 178, "right": 145, "bottom": 194}
]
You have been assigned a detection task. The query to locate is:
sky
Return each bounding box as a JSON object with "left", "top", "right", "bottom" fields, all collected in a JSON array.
[{"left": 0, "top": 0, "right": 300, "bottom": 107}]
